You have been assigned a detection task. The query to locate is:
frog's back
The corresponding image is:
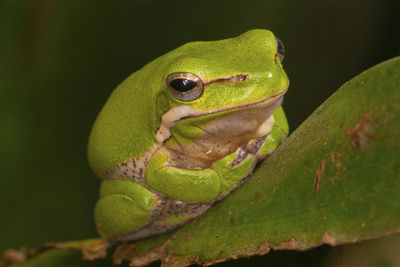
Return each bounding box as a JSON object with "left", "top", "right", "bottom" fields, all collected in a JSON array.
[{"left": 87, "top": 66, "right": 161, "bottom": 174}]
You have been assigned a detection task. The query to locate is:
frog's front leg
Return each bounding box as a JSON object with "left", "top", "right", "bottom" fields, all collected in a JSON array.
[
  {"left": 145, "top": 148, "right": 256, "bottom": 202},
  {"left": 214, "top": 107, "right": 288, "bottom": 198},
  {"left": 248, "top": 106, "right": 289, "bottom": 159},
  {"left": 94, "top": 179, "right": 158, "bottom": 239}
]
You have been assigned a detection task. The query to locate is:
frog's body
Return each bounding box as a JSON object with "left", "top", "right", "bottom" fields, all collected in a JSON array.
[{"left": 88, "top": 29, "right": 289, "bottom": 241}]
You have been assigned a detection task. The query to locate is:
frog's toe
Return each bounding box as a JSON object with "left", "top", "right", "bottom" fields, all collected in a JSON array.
[
  {"left": 256, "top": 126, "right": 287, "bottom": 158},
  {"left": 94, "top": 194, "right": 150, "bottom": 239}
]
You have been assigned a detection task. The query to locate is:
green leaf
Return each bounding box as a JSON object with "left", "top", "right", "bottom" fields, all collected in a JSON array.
[{"left": 4, "top": 57, "right": 399, "bottom": 267}]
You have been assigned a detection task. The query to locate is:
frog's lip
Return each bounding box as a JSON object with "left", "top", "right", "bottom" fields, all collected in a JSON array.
[
  {"left": 155, "top": 87, "right": 288, "bottom": 144},
  {"left": 191, "top": 87, "right": 288, "bottom": 117}
]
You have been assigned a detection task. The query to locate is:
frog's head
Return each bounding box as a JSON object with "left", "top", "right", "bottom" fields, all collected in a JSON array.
[
  {"left": 155, "top": 29, "right": 288, "bottom": 161},
  {"left": 88, "top": 29, "right": 288, "bottom": 174},
  {"left": 158, "top": 29, "right": 287, "bottom": 112}
]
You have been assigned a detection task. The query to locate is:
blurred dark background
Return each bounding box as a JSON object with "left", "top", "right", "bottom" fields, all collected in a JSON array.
[{"left": 0, "top": 0, "right": 398, "bottom": 266}]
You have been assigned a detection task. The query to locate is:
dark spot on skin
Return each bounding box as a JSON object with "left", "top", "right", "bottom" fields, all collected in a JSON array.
[
  {"left": 346, "top": 113, "right": 378, "bottom": 150},
  {"left": 314, "top": 160, "right": 325, "bottom": 193}
]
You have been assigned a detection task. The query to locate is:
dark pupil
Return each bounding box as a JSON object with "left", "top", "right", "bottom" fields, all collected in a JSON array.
[
  {"left": 170, "top": 79, "right": 197, "bottom": 92},
  {"left": 277, "top": 39, "right": 284, "bottom": 55}
]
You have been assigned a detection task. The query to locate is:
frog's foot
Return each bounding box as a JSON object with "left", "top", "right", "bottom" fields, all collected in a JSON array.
[
  {"left": 246, "top": 125, "right": 287, "bottom": 160},
  {"left": 94, "top": 194, "right": 150, "bottom": 240},
  {"left": 116, "top": 200, "right": 213, "bottom": 242},
  {"left": 94, "top": 180, "right": 159, "bottom": 240},
  {"left": 212, "top": 149, "right": 256, "bottom": 199}
]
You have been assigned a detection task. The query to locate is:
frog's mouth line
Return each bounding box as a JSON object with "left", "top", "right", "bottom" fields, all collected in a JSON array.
[{"left": 155, "top": 88, "right": 288, "bottom": 144}]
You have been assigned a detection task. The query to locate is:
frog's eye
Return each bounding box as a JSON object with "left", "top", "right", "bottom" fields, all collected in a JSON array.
[
  {"left": 165, "top": 72, "right": 204, "bottom": 101},
  {"left": 275, "top": 37, "right": 285, "bottom": 63}
]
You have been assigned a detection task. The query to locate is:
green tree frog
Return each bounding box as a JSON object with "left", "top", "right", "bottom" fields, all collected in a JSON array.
[{"left": 88, "top": 29, "right": 289, "bottom": 241}]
